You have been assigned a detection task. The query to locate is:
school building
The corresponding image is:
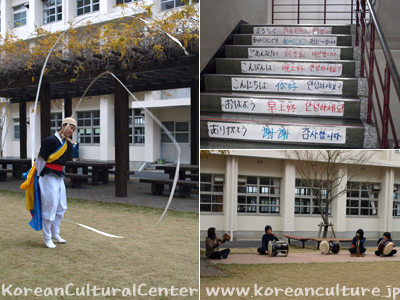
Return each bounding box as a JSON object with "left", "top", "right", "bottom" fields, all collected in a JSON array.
[
  {"left": 200, "top": 150, "right": 400, "bottom": 240},
  {"left": 0, "top": 0, "right": 198, "bottom": 167}
]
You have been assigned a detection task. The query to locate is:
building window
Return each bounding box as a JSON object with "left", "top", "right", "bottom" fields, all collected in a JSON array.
[
  {"left": 116, "top": 0, "right": 136, "bottom": 4},
  {"left": 161, "top": 0, "right": 198, "bottom": 10},
  {"left": 77, "top": 111, "right": 100, "bottom": 144},
  {"left": 77, "top": 0, "right": 99, "bottom": 16},
  {"left": 295, "top": 179, "right": 331, "bottom": 215},
  {"left": 161, "top": 121, "right": 190, "bottom": 143},
  {"left": 14, "top": 119, "right": 20, "bottom": 140},
  {"left": 346, "top": 182, "right": 379, "bottom": 216},
  {"left": 200, "top": 174, "right": 224, "bottom": 213},
  {"left": 129, "top": 109, "right": 145, "bottom": 145},
  {"left": 14, "top": 5, "right": 27, "bottom": 28},
  {"left": 237, "top": 176, "right": 280, "bottom": 214},
  {"left": 393, "top": 185, "right": 400, "bottom": 217},
  {"left": 44, "top": 0, "right": 62, "bottom": 24},
  {"left": 50, "top": 112, "right": 63, "bottom": 133}
]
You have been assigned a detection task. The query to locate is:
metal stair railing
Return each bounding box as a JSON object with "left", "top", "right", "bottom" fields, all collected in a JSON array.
[{"left": 357, "top": 0, "right": 400, "bottom": 148}]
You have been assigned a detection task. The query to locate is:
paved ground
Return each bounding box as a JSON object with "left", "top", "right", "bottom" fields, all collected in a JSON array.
[
  {"left": 0, "top": 171, "right": 198, "bottom": 213},
  {"left": 205, "top": 252, "right": 400, "bottom": 265}
]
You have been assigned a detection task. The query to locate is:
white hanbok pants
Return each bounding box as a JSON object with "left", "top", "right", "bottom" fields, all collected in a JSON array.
[{"left": 38, "top": 174, "right": 67, "bottom": 240}]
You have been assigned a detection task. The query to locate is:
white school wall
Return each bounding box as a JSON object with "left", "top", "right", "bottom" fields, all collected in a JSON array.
[{"left": 200, "top": 151, "right": 400, "bottom": 240}]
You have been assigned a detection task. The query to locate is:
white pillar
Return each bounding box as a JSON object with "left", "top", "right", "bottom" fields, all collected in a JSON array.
[
  {"left": 332, "top": 168, "right": 347, "bottom": 237},
  {"left": 225, "top": 156, "right": 238, "bottom": 240},
  {"left": 144, "top": 109, "right": 160, "bottom": 163},
  {"left": 28, "top": 0, "right": 42, "bottom": 35},
  {"left": 281, "top": 160, "right": 295, "bottom": 234},
  {"left": 380, "top": 167, "right": 394, "bottom": 234},
  {"left": 99, "top": 95, "right": 114, "bottom": 160},
  {"left": 2, "top": 0, "right": 12, "bottom": 35},
  {"left": 65, "top": 0, "right": 76, "bottom": 24},
  {"left": 100, "top": 0, "right": 113, "bottom": 15}
]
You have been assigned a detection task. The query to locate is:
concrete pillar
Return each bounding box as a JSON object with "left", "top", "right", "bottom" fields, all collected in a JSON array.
[
  {"left": 144, "top": 109, "right": 161, "bottom": 163},
  {"left": 332, "top": 168, "right": 347, "bottom": 237},
  {"left": 1, "top": 1, "right": 12, "bottom": 36},
  {"left": 225, "top": 155, "right": 238, "bottom": 240},
  {"left": 281, "top": 160, "right": 295, "bottom": 234},
  {"left": 100, "top": 95, "right": 114, "bottom": 161},
  {"left": 380, "top": 167, "right": 394, "bottom": 234},
  {"left": 28, "top": 0, "right": 42, "bottom": 34}
]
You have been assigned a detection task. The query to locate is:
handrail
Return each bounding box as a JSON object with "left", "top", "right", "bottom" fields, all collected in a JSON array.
[
  {"left": 365, "top": 0, "right": 400, "bottom": 101},
  {"left": 357, "top": 0, "right": 400, "bottom": 148}
]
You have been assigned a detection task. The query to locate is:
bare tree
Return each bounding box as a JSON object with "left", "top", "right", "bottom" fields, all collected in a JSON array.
[
  {"left": 0, "top": 99, "right": 11, "bottom": 159},
  {"left": 282, "top": 150, "right": 375, "bottom": 238}
]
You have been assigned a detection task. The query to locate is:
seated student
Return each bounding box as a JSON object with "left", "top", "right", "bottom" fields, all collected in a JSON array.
[
  {"left": 375, "top": 232, "right": 397, "bottom": 256},
  {"left": 257, "top": 225, "right": 279, "bottom": 256},
  {"left": 349, "top": 228, "right": 366, "bottom": 254},
  {"left": 205, "top": 227, "right": 230, "bottom": 259}
]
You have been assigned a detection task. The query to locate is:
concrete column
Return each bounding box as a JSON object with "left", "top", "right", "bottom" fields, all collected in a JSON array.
[
  {"left": 28, "top": 0, "right": 42, "bottom": 34},
  {"left": 144, "top": 109, "right": 160, "bottom": 163},
  {"left": 100, "top": 0, "right": 113, "bottom": 15},
  {"left": 332, "top": 168, "right": 347, "bottom": 237},
  {"left": 225, "top": 155, "right": 239, "bottom": 240},
  {"left": 281, "top": 160, "right": 295, "bottom": 234},
  {"left": 2, "top": 0, "right": 12, "bottom": 35},
  {"left": 65, "top": 0, "right": 76, "bottom": 24},
  {"left": 99, "top": 95, "right": 114, "bottom": 161},
  {"left": 380, "top": 167, "right": 394, "bottom": 234}
]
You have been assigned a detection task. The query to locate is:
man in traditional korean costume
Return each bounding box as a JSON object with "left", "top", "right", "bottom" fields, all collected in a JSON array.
[{"left": 21, "top": 117, "right": 77, "bottom": 248}]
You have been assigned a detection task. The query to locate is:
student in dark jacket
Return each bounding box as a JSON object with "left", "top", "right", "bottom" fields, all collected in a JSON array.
[
  {"left": 375, "top": 232, "right": 397, "bottom": 256},
  {"left": 257, "top": 225, "right": 279, "bottom": 255},
  {"left": 349, "top": 228, "right": 366, "bottom": 254},
  {"left": 205, "top": 227, "right": 230, "bottom": 259}
]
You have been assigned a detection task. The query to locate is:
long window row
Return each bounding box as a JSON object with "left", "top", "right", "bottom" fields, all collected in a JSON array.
[
  {"left": 200, "top": 175, "right": 385, "bottom": 217},
  {"left": 12, "top": 0, "right": 197, "bottom": 28}
]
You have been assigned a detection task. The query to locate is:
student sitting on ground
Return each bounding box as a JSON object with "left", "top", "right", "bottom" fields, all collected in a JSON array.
[
  {"left": 349, "top": 228, "right": 366, "bottom": 254},
  {"left": 205, "top": 227, "right": 230, "bottom": 259},
  {"left": 375, "top": 232, "right": 397, "bottom": 257},
  {"left": 257, "top": 225, "right": 279, "bottom": 256}
]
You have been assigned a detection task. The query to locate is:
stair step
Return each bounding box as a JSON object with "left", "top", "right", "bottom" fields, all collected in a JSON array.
[
  {"left": 215, "top": 58, "right": 355, "bottom": 77},
  {"left": 200, "top": 112, "right": 364, "bottom": 148},
  {"left": 240, "top": 24, "right": 351, "bottom": 35},
  {"left": 200, "top": 92, "right": 360, "bottom": 119},
  {"left": 225, "top": 45, "right": 354, "bottom": 60},
  {"left": 204, "top": 74, "right": 358, "bottom": 96},
  {"left": 233, "top": 34, "right": 352, "bottom": 46}
]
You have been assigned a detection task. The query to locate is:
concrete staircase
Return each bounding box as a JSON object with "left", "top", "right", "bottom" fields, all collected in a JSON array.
[{"left": 200, "top": 24, "right": 369, "bottom": 149}]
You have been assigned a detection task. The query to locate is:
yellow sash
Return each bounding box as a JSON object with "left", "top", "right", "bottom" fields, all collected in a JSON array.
[{"left": 20, "top": 140, "right": 67, "bottom": 210}]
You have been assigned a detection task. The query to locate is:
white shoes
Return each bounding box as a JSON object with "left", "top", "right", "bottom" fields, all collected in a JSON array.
[
  {"left": 52, "top": 234, "right": 67, "bottom": 244},
  {"left": 44, "top": 238, "right": 57, "bottom": 248}
]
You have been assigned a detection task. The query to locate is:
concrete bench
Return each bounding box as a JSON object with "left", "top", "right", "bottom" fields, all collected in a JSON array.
[
  {"left": 66, "top": 173, "right": 91, "bottom": 188},
  {"left": 139, "top": 178, "right": 198, "bottom": 197},
  {"left": 314, "top": 238, "right": 353, "bottom": 249},
  {"left": 0, "top": 169, "right": 13, "bottom": 181},
  {"left": 283, "top": 235, "right": 312, "bottom": 248}
]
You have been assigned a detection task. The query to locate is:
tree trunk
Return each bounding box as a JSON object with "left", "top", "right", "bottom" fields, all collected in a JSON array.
[{"left": 323, "top": 213, "right": 329, "bottom": 238}]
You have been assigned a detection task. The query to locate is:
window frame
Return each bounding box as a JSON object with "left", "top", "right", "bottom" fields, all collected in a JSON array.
[
  {"left": 77, "top": 110, "right": 100, "bottom": 145},
  {"left": 129, "top": 109, "right": 145, "bottom": 145},
  {"left": 161, "top": 121, "right": 190, "bottom": 144},
  {"left": 13, "top": 118, "right": 20, "bottom": 140},
  {"left": 393, "top": 184, "right": 400, "bottom": 217},
  {"left": 43, "top": 0, "right": 63, "bottom": 25},
  {"left": 77, "top": 0, "right": 100, "bottom": 16},
  {"left": 161, "top": 0, "right": 198, "bottom": 11},
  {"left": 200, "top": 174, "right": 224, "bottom": 213},
  {"left": 13, "top": 4, "right": 27, "bottom": 28},
  {"left": 346, "top": 182, "right": 379, "bottom": 217},
  {"left": 294, "top": 179, "right": 331, "bottom": 216},
  {"left": 50, "top": 112, "right": 63, "bottom": 134},
  {"left": 237, "top": 176, "right": 281, "bottom": 215}
]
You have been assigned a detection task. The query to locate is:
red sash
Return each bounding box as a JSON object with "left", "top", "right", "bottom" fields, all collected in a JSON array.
[{"left": 45, "top": 163, "right": 63, "bottom": 171}]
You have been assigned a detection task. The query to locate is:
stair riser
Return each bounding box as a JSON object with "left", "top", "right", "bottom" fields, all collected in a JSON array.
[
  {"left": 240, "top": 25, "right": 351, "bottom": 35},
  {"left": 200, "top": 121, "right": 364, "bottom": 148},
  {"left": 216, "top": 59, "right": 355, "bottom": 77},
  {"left": 205, "top": 75, "right": 358, "bottom": 96},
  {"left": 200, "top": 94, "right": 360, "bottom": 119},
  {"left": 233, "top": 35, "right": 352, "bottom": 46},
  {"left": 225, "top": 46, "right": 354, "bottom": 60}
]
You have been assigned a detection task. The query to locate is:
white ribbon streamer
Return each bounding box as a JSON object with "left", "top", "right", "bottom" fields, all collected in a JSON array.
[{"left": 30, "top": 13, "right": 186, "bottom": 239}]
